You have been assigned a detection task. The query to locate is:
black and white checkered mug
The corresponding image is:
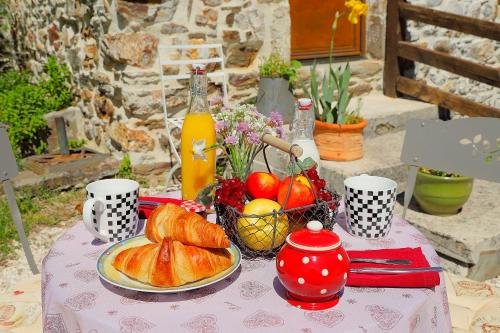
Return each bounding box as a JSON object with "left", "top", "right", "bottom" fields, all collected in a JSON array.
[
  {"left": 83, "top": 179, "right": 139, "bottom": 242},
  {"left": 344, "top": 174, "right": 397, "bottom": 239}
]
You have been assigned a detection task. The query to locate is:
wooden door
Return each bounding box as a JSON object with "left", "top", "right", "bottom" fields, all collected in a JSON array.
[{"left": 290, "top": 0, "right": 365, "bottom": 60}]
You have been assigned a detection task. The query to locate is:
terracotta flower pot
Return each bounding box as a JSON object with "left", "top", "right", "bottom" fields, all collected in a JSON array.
[{"left": 313, "top": 119, "right": 368, "bottom": 161}]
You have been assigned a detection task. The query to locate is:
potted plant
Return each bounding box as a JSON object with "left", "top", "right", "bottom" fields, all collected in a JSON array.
[
  {"left": 303, "top": 0, "right": 368, "bottom": 161},
  {"left": 414, "top": 168, "right": 474, "bottom": 216},
  {"left": 256, "top": 51, "right": 301, "bottom": 124}
]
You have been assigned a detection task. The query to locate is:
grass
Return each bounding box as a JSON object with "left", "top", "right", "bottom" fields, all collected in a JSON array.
[{"left": 0, "top": 187, "right": 84, "bottom": 264}]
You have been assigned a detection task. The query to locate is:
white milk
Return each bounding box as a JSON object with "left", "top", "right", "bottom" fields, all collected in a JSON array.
[{"left": 291, "top": 138, "right": 321, "bottom": 175}]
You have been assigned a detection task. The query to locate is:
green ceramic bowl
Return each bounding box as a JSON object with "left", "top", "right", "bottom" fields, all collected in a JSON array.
[{"left": 414, "top": 171, "right": 474, "bottom": 216}]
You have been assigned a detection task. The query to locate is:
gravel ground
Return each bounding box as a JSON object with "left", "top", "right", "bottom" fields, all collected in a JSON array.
[{"left": 0, "top": 216, "right": 78, "bottom": 293}]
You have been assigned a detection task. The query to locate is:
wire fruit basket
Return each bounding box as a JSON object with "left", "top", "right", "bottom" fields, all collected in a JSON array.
[{"left": 215, "top": 134, "right": 340, "bottom": 259}]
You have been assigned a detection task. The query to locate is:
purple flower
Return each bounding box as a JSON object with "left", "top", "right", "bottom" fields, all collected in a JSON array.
[
  {"left": 250, "top": 107, "right": 265, "bottom": 118},
  {"left": 215, "top": 120, "right": 226, "bottom": 132},
  {"left": 270, "top": 112, "right": 284, "bottom": 127},
  {"left": 276, "top": 127, "right": 285, "bottom": 139},
  {"left": 236, "top": 122, "right": 249, "bottom": 133},
  {"left": 246, "top": 131, "right": 261, "bottom": 145},
  {"left": 225, "top": 135, "right": 238, "bottom": 145},
  {"left": 209, "top": 95, "right": 223, "bottom": 106}
]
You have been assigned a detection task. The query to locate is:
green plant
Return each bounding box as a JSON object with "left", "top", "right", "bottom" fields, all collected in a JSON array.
[
  {"left": 419, "top": 167, "right": 462, "bottom": 178},
  {"left": 117, "top": 154, "right": 134, "bottom": 179},
  {"left": 259, "top": 51, "right": 301, "bottom": 85},
  {"left": 0, "top": 56, "right": 73, "bottom": 158},
  {"left": 305, "top": 63, "right": 354, "bottom": 124},
  {"left": 40, "top": 56, "right": 73, "bottom": 111},
  {"left": 115, "top": 153, "right": 149, "bottom": 187},
  {"left": 0, "top": 73, "right": 51, "bottom": 157},
  {"left": 302, "top": 1, "right": 368, "bottom": 125},
  {"left": 68, "top": 139, "right": 86, "bottom": 150}
]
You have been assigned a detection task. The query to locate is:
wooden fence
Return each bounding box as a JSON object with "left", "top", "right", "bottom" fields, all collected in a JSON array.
[{"left": 383, "top": 0, "right": 500, "bottom": 118}]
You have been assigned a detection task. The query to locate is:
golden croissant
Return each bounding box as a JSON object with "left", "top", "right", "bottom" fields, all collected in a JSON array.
[
  {"left": 145, "top": 203, "right": 230, "bottom": 248},
  {"left": 113, "top": 238, "right": 233, "bottom": 287}
]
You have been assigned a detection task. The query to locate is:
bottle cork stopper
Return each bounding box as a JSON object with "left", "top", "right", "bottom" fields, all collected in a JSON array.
[
  {"left": 298, "top": 98, "right": 313, "bottom": 110},
  {"left": 192, "top": 64, "right": 206, "bottom": 73}
]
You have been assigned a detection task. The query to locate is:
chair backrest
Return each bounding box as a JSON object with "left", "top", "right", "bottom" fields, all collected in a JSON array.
[
  {"left": 0, "top": 127, "right": 39, "bottom": 274},
  {"left": 401, "top": 118, "right": 500, "bottom": 182},
  {"left": 0, "top": 127, "right": 19, "bottom": 182},
  {"left": 157, "top": 43, "right": 229, "bottom": 122}
]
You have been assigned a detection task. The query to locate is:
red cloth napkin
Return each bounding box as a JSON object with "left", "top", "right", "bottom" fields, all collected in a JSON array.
[
  {"left": 138, "top": 196, "right": 184, "bottom": 219},
  {"left": 346, "top": 247, "right": 441, "bottom": 288}
]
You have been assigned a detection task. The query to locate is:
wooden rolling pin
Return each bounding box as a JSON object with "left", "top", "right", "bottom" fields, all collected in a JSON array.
[{"left": 261, "top": 133, "right": 303, "bottom": 158}]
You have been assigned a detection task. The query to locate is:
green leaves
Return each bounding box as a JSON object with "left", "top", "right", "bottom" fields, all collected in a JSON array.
[
  {"left": 259, "top": 51, "right": 302, "bottom": 86},
  {"left": 302, "top": 62, "right": 359, "bottom": 125},
  {"left": 117, "top": 154, "right": 133, "bottom": 179},
  {"left": 40, "top": 56, "right": 73, "bottom": 111},
  {"left": 336, "top": 64, "right": 352, "bottom": 125},
  {"left": 68, "top": 139, "right": 86, "bottom": 150},
  {"left": 0, "top": 56, "right": 73, "bottom": 159},
  {"left": 195, "top": 182, "right": 217, "bottom": 206},
  {"left": 303, "top": 62, "right": 322, "bottom": 121},
  {"left": 419, "top": 167, "right": 462, "bottom": 178},
  {"left": 287, "top": 157, "right": 317, "bottom": 175}
]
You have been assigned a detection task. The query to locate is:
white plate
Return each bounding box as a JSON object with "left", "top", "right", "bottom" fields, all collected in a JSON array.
[{"left": 96, "top": 235, "right": 241, "bottom": 293}]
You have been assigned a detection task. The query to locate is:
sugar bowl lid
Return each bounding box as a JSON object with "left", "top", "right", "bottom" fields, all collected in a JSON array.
[{"left": 286, "top": 221, "right": 341, "bottom": 252}]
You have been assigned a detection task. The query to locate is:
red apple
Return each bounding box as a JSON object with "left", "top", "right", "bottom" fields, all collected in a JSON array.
[
  {"left": 245, "top": 172, "right": 281, "bottom": 200},
  {"left": 295, "top": 175, "right": 318, "bottom": 193},
  {"left": 277, "top": 175, "right": 316, "bottom": 210}
]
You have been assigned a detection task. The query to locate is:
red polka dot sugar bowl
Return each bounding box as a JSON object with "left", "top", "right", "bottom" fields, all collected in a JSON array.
[{"left": 276, "top": 220, "right": 350, "bottom": 310}]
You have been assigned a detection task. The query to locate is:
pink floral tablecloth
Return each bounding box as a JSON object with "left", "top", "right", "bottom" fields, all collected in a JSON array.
[{"left": 42, "top": 197, "right": 452, "bottom": 333}]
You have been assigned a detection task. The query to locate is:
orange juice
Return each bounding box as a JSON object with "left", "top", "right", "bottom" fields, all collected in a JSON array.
[
  {"left": 180, "top": 64, "right": 216, "bottom": 200},
  {"left": 181, "top": 112, "right": 216, "bottom": 200}
]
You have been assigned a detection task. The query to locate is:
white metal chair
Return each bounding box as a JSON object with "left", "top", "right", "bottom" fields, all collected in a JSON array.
[
  {"left": 401, "top": 118, "right": 500, "bottom": 219},
  {"left": 158, "top": 43, "right": 229, "bottom": 188},
  {"left": 0, "top": 127, "right": 39, "bottom": 274}
]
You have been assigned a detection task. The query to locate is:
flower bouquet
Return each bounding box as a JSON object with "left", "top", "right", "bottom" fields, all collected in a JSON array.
[{"left": 209, "top": 96, "right": 284, "bottom": 181}]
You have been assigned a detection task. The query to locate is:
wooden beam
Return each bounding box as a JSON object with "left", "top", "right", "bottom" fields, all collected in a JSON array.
[
  {"left": 399, "top": 2, "right": 500, "bottom": 41},
  {"left": 396, "top": 76, "right": 500, "bottom": 118},
  {"left": 383, "top": 0, "right": 403, "bottom": 97},
  {"left": 398, "top": 41, "right": 500, "bottom": 88}
]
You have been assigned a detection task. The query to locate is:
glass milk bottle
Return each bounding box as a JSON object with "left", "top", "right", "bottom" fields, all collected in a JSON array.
[
  {"left": 180, "top": 64, "right": 216, "bottom": 200},
  {"left": 291, "top": 98, "right": 321, "bottom": 173}
]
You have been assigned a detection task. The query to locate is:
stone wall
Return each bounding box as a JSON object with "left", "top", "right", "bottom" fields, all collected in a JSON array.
[
  {"left": 16, "top": 0, "right": 498, "bottom": 172},
  {"left": 5, "top": 0, "right": 293, "bottom": 173},
  {"left": 406, "top": 0, "right": 500, "bottom": 110},
  {"left": 0, "top": 2, "right": 15, "bottom": 71},
  {"left": 366, "top": 0, "right": 387, "bottom": 60}
]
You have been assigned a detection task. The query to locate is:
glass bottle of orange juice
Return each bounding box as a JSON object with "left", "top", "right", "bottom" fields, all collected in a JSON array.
[{"left": 181, "top": 64, "right": 216, "bottom": 200}]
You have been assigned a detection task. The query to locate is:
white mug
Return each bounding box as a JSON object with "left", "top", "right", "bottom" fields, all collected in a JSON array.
[
  {"left": 83, "top": 179, "right": 139, "bottom": 242},
  {"left": 344, "top": 174, "right": 397, "bottom": 239}
]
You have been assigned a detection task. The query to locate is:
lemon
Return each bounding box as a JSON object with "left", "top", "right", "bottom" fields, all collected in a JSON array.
[{"left": 237, "top": 199, "right": 289, "bottom": 251}]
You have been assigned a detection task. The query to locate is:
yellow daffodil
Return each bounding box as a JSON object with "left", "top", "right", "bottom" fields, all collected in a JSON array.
[{"left": 344, "top": 0, "right": 368, "bottom": 25}]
